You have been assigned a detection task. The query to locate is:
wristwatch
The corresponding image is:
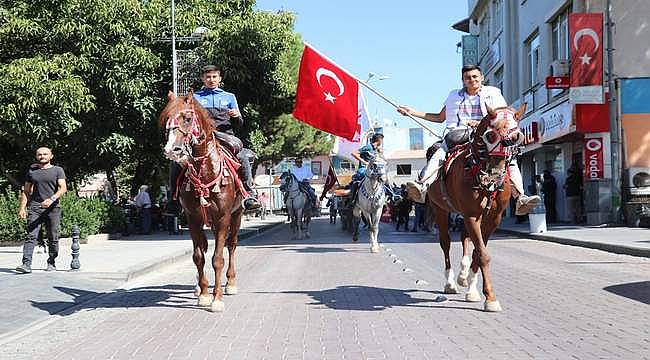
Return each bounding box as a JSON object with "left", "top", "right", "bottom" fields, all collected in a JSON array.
[{"left": 50, "top": 195, "right": 58, "bottom": 202}]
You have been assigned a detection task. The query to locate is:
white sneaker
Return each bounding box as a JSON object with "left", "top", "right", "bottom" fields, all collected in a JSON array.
[
  {"left": 406, "top": 181, "right": 426, "bottom": 204},
  {"left": 515, "top": 195, "right": 541, "bottom": 215}
]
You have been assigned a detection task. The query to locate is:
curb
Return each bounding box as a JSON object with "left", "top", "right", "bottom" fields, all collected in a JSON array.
[
  {"left": 496, "top": 228, "right": 650, "bottom": 258},
  {"left": 122, "top": 219, "right": 286, "bottom": 282}
]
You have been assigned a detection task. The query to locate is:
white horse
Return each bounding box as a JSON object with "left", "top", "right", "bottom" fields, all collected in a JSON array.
[
  {"left": 280, "top": 172, "right": 312, "bottom": 240},
  {"left": 352, "top": 158, "right": 388, "bottom": 253}
]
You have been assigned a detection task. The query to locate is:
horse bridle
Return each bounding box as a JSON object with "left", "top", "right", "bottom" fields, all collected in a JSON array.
[
  {"left": 477, "top": 108, "right": 524, "bottom": 156},
  {"left": 465, "top": 108, "right": 524, "bottom": 194},
  {"left": 165, "top": 106, "right": 207, "bottom": 161}
]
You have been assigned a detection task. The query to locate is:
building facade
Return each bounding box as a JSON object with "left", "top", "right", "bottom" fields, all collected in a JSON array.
[{"left": 463, "top": 0, "right": 650, "bottom": 225}]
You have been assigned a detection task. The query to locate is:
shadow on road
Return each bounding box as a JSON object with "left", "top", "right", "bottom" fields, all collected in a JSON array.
[
  {"left": 29, "top": 284, "right": 202, "bottom": 316},
  {"left": 603, "top": 281, "right": 650, "bottom": 305},
  {"left": 244, "top": 245, "right": 368, "bottom": 253},
  {"left": 255, "top": 285, "right": 481, "bottom": 312}
]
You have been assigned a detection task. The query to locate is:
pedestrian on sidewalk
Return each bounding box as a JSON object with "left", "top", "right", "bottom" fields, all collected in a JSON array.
[
  {"left": 135, "top": 185, "right": 152, "bottom": 234},
  {"left": 412, "top": 203, "right": 424, "bottom": 232},
  {"left": 16, "top": 147, "right": 67, "bottom": 274},
  {"left": 564, "top": 167, "right": 583, "bottom": 224},
  {"left": 542, "top": 170, "right": 557, "bottom": 223}
]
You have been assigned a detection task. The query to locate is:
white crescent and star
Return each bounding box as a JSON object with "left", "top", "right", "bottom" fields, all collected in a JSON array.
[
  {"left": 573, "top": 28, "right": 599, "bottom": 65},
  {"left": 316, "top": 67, "right": 345, "bottom": 103}
]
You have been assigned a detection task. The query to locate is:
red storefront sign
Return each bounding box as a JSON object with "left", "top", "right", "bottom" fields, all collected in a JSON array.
[
  {"left": 546, "top": 76, "right": 570, "bottom": 89},
  {"left": 575, "top": 93, "right": 610, "bottom": 132},
  {"left": 584, "top": 137, "right": 604, "bottom": 180}
]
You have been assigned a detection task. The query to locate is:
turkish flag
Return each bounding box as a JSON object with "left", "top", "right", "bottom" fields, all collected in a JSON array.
[
  {"left": 319, "top": 165, "right": 339, "bottom": 200},
  {"left": 569, "top": 13, "right": 603, "bottom": 88},
  {"left": 293, "top": 45, "right": 359, "bottom": 141}
]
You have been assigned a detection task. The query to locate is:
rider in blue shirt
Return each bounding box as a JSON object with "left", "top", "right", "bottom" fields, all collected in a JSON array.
[
  {"left": 167, "top": 65, "right": 261, "bottom": 213},
  {"left": 350, "top": 133, "right": 400, "bottom": 202}
]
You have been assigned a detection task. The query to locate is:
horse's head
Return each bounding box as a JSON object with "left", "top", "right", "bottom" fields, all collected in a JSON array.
[
  {"left": 474, "top": 103, "right": 526, "bottom": 157},
  {"left": 472, "top": 103, "right": 527, "bottom": 189},
  {"left": 279, "top": 171, "right": 293, "bottom": 192},
  {"left": 159, "top": 90, "right": 213, "bottom": 162},
  {"left": 366, "top": 157, "right": 387, "bottom": 183}
]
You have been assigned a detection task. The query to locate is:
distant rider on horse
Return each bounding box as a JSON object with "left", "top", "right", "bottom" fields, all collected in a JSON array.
[
  {"left": 167, "top": 65, "right": 261, "bottom": 214},
  {"left": 397, "top": 64, "right": 539, "bottom": 215},
  {"left": 289, "top": 158, "right": 319, "bottom": 209},
  {"left": 349, "top": 133, "right": 400, "bottom": 202}
]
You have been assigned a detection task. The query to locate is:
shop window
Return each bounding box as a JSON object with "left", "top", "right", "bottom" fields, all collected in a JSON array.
[
  {"left": 311, "top": 161, "right": 322, "bottom": 177},
  {"left": 525, "top": 32, "right": 541, "bottom": 89},
  {"left": 397, "top": 164, "right": 412, "bottom": 176}
]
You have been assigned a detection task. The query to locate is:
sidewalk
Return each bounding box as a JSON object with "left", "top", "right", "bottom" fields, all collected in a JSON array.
[
  {"left": 0, "top": 214, "right": 286, "bottom": 339},
  {"left": 497, "top": 216, "right": 650, "bottom": 258}
]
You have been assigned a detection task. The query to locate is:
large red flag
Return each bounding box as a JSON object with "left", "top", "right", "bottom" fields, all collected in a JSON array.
[
  {"left": 569, "top": 13, "right": 603, "bottom": 104},
  {"left": 293, "top": 45, "right": 359, "bottom": 140}
]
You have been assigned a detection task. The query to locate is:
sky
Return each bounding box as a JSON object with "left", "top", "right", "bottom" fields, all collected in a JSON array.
[{"left": 255, "top": 0, "right": 469, "bottom": 135}]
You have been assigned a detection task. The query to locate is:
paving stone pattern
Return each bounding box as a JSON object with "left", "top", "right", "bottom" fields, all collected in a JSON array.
[{"left": 1, "top": 219, "right": 649, "bottom": 360}]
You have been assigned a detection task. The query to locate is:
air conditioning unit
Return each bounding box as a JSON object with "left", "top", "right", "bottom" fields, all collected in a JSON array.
[
  {"left": 624, "top": 167, "right": 650, "bottom": 195},
  {"left": 550, "top": 59, "right": 570, "bottom": 77}
]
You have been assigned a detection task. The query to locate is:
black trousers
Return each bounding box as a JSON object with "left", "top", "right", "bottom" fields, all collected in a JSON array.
[{"left": 23, "top": 203, "right": 61, "bottom": 266}]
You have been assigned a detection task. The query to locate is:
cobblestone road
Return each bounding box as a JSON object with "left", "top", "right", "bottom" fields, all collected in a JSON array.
[{"left": 2, "top": 218, "right": 649, "bottom": 360}]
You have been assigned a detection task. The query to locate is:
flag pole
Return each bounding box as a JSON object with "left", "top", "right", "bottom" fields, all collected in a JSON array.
[{"left": 303, "top": 42, "right": 442, "bottom": 140}]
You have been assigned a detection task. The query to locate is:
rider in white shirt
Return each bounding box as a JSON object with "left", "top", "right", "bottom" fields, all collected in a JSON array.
[
  {"left": 290, "top": 158, "right": 318, "bottom": 208},
  {"left": 397, "top": 64, "right": 540, "bottom": 215}
]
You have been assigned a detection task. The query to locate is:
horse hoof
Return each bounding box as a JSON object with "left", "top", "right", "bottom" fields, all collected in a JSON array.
[
  {"left": 370, "top": 245, "right": 380, "bottom": 253},
  {"left": 456, "top": 275, "right": 469, "bottom": 288},
  {"left": 443, "top": 283, "right": 459, "bottom": 294},
  {"left": 210, "top": 300, "right": 225, "bottom": 312},
  {"left": 352, "top": 236, "right": 358, "bottom": 242},
  {"left": 465, "top": 291, "right": 481, "bottom": 302},
  {"left": 197, "top": 294, "right": 213, "bottom": 307},
  {"left": 225, "top": 285, "right": 238, "bottom": 295},
  {"left": 484, "top": 300, "right": 502, "bottom": 312},
  {"left": 194, "top": 286, "right": 201, "bottom": 297}
]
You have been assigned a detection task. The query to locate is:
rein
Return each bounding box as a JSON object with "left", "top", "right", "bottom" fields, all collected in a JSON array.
[
  {"left": 440, "top": 125, "right": 517, "bottom": 213},
  {"left": 167, "top": 106, "right": 249, "bottom": 227}
]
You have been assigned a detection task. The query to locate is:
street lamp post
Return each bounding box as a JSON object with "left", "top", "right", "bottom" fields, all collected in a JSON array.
[
  {"left": 365, "top": 72, "right": 390, "bottom": 132},
  {"left": 168, "top": 0, "right": 208, "bottom": 95},
  {"left": 171, "top": 0, "right": 178, "bottom": 94}
]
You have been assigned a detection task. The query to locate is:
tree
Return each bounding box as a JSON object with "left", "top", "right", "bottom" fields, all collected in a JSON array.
[
  {"left": 0, "top": 0, "right": 169, "bottom": 193},
  {"left": 0, "top": 0, "right": 331, "bottom": 195}
]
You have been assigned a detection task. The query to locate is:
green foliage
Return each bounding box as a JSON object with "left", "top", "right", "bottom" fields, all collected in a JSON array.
[
  {"left": 253, "top": 114, "right": 333, "bottom": 163},
  {"left": 0, "top": 0, "right": 331, "bottom": 194},
  {"left": 59, "top": 192, "right": 125, "bottom": 239},
  {"left": 0, "top": 192, "right": 125, "bottom": 245},
  {"left": 0, "top": 192, "right": 28, "bottom": 245},
  {"left": 0, "top": 0, "right": 169, "bottom": 190}
]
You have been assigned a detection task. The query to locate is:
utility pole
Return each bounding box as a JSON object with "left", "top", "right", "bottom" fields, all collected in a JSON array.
[{"left": 606, "top": 0, "right": 621, "bottom": 222}]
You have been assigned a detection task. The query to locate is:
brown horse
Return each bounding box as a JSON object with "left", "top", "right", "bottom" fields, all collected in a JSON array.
[
  {"left": 427, "top": 104, "right": 526, "bottom": 312},
  {"left": 160, "top": 90, "right": 244, "bottom": 312}
]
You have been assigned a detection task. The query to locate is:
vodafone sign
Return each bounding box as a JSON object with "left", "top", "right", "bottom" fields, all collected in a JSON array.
[{"left": 584, "top": 138, "right": 604, "bottom": 180}]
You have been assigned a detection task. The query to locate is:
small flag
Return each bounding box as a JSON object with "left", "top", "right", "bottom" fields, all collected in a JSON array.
[{"left": 319, "top": 165, "right": 339, "bottom": 200}]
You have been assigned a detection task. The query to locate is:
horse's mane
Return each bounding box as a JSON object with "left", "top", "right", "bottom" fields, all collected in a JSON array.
[{"left": 159, "top": 94, "right": 215, "bottom": 134}]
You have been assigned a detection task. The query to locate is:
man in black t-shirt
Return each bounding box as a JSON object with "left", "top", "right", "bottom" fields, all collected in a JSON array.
[{"left": 16, "top": 147, "right": 67, "bottom": 274}]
